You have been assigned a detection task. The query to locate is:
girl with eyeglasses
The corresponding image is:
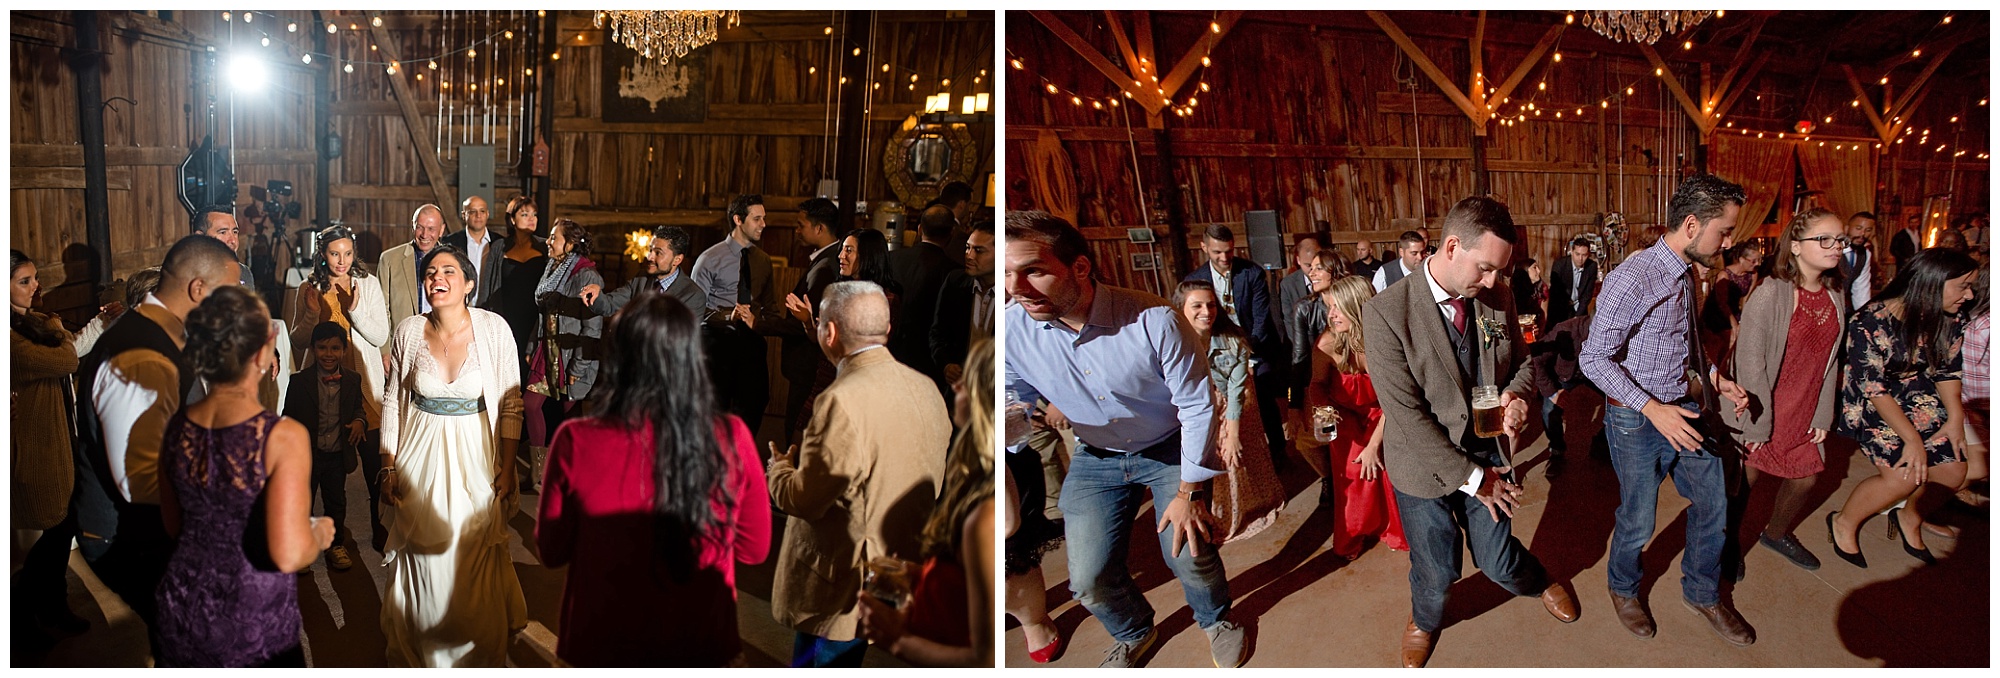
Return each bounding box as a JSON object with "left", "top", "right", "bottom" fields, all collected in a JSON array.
[{"left": 1723, "top": 208, "right": 1848, "bottom": 571}]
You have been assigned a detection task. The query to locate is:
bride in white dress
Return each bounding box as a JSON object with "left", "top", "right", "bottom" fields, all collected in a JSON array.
[{"left": 377, "top": 245, "right": 527, "bottom": 667}]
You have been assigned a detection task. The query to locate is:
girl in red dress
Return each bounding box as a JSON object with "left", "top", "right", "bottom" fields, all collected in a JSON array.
[
  {"left": 1310, "top": 274, "right": 1407, "bottom": 558},
  {"left": 1726, "top": 208, "right": 1847, "bottom": 570}
]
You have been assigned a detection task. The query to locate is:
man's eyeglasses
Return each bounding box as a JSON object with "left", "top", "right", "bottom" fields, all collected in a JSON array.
[{"left": 1793, "top": 235, "right": 1851, "bottom": 250}]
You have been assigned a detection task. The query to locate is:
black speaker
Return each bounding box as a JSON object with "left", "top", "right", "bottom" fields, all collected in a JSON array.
[{"left": 1245, "top": 210, "right": 1284, "bottom": 269}]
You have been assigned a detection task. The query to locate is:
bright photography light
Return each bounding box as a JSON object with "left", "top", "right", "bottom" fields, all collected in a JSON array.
[{"left": 229, "top": 53, "right": 268, "bottom": 91}]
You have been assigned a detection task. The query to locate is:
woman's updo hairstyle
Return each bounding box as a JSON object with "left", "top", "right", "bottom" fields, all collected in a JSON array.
[{"left": 184, "top": 286, "right": 272, "bottom": 384}]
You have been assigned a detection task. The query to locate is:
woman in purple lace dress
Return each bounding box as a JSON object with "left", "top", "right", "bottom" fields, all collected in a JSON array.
[{"left": 155, "top": 287, "right": 334, "bottom": 667}]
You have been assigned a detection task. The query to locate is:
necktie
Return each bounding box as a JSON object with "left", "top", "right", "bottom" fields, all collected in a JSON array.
[
  {"left": 737, "top": 247, "right": 756, "bottom": 306},
  {"left": 1448, "top": 297, "right": 1470, "bottom": 335}
]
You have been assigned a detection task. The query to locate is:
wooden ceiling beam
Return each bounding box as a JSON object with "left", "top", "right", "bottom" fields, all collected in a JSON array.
[
  {"left": 1707, "top": 12, "right": 1769, "bottom": 108},
  {"left": 1467, "top": 11, "right": 1486, "bottom": 104},
  {"left": 1159, "top": 10, "right": 1242, "bottom": 100},
  {"left": 1027, "top": 10, "right": 1167, "bottom": 113},
  {"left": 1886, "top": 43, "right": 1958, "bottom": 121},
  {"left": 1133, "top": 10, "right": 1156, "bottom": 72},
  {"left": 1484, "top": 21, "right": 1567, "bottom": 120},
  {"left": 1639, "top": 43, "right": 1717, "bottom": 135},
  {"left": 1366, "top": 11, "right": 1483, "bottom": 122},
  {"left": 370, "top": 22, "right": 462, "bottom": 231},
  {"left": 1709, "top": 52, "right": 1769, "bottom": 128},
  {"left": 1102, "top": 11, "right": 1146, "bottom": 84},
  {"left": 1842, "top": 65, "right": 1894, "bottom": 142}
]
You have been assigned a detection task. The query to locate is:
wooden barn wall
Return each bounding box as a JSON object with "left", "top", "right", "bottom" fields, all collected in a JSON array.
[
  {"left": 12, "top": 11, "right": 319, "bottom": 313},
  {"left": 12, "top": 10, "right": 995, "bottom": 304},
  {"left": 1007, "top": 11, "right": 1988, "bottom": 290}
]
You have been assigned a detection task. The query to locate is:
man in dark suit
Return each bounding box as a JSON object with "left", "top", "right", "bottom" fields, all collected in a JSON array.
[
  {"left": 885, "top": 205, "right": 957, "bottom": 391},
  {"left": 1546, "top": 236, "right": 1599, "bottom": 327},
  {"left": 930, "top": 218, "right": 995, "bottom": 385},
  {"left": 1361, "top": 197, "right": 1578, "bottom": 668},
  {"left": 580, "top": 225, "right": 708, "bottom": 316},
  {"left": 1839, "top": 211, "right": 1878, "bottom": 308},
  {"left": 1185, "top": 223, "right": 1288, "bottom": 466},
  {"left": 442, "top": 195, "right": 506, "bottom": 309},
  {"left": 775, "top": 197, "right": 847, "bottom": 444},
  {"left": 281, "top": 322, "right": 367, "bottom": 572}
]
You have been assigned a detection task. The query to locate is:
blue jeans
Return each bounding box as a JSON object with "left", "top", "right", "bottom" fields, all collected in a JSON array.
[
  {"left": 1395, "top": 483, "right": 1549, "bottom": 633},
  {"left": 1060, "top": 446, "right": 1232, "bottom": 643},
  {"left": 791, "top": 632, "right": 866, "bottom": 668},
  {"left": 1603, "top": 403, "right": 1728, "bottom": 606}
]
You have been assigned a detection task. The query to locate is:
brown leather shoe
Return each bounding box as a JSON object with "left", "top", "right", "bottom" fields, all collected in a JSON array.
[
  {"left": 1610, "top": 592, "right": 1656, "bottom": 638},
  {"left": 1539, "top": 582, "right": 1580, "bottom": 623},
  {"left": 1682, "top": 599, "right": 1756, "bottom": 647},
  {"left": 1400, "top": 621, "right": 1435, "bottom": 668}
]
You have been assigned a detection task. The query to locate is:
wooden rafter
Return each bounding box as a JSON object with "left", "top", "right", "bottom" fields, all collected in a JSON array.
[
  {"left": 1707, "top": 13, "right": 1769, "bottom": 107},
  {"left": 1483, "top": 21, "right": 1567, "bottom": 120},
  {"left": 370, "top": 22, "right": 462, "bottom": 231},
  {"left": 1027, "top": 11, "right": 1167, "bottom": 112},
  {"left": 1467, "top": 12, "right": 1486, "bottom": 104},
  {"left": 1367, "top": 11, "right": 1483, "bottom": 121},
  {"left": 1102, "top": 11, "right": 1144, "bottom": 84},
  {"left": 1159, "top": 11, "right": 1242, "bottom": 100},
  {"left": 1886, "top": 44, "right": 1958, "bottom": 121},
  {"left": 1843, "top": 65, "right": 1895, "bottom": 140},
  {"left": 1708, "top": 52, "right": 1769, "bottom": 128},
  {"left": 1133, "top": 10, "right": 1156, "bottom": 72}
]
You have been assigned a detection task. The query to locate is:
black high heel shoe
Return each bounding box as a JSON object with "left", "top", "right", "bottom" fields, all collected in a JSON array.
[
  {"left": 1827, "top": 512, "right": 1867, "bottom": 568},
  {"left": 1888, "top": 508, "right": 1938, "bottom": 565}
]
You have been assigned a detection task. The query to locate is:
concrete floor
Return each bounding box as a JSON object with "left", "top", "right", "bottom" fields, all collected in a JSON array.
[
  {"left": 1004, "top": 391, "right": 1989, "bottom": 668},
  {"left": 11, "top": 415, "right": 910, "bottom": 668}
]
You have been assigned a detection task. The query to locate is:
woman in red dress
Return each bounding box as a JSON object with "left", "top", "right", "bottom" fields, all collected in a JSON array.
[
  {"left": 535, "top": 294, "right": 771, "bottom": 667},
  {"left": 1726, "top": 208, "right": 1847, "bottom": 570},
  {"left": 1310, "top": 274, "right": 1407, "bottom": 558}
]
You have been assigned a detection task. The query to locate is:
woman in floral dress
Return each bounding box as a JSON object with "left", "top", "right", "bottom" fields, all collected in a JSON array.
[{"left": 1826, "top": 248, "right": 1980, "bottom": 567}]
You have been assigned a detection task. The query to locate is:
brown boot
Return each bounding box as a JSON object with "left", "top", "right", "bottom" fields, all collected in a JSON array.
[
  {"left": 1540, "top": 582, "right": 1579, "bottom": 622},
  {"left": 1400, "top": 621, "right": 1435, "bottom": 668},
  {"left": 1682, "top": 599, "right": 1755, "bottom": 647},
  {"left": 1610, "top": 591, "right": 1655, "bottom": 638}
]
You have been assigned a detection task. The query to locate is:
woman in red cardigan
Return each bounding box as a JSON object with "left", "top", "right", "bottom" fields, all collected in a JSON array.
[{"left": 536, "top": 294, "right": 772, "bottom": 667}]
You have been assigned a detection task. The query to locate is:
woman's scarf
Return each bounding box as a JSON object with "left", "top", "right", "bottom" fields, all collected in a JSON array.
[{"left": 536, "top": 252, "right": 579, "bottom": 298}]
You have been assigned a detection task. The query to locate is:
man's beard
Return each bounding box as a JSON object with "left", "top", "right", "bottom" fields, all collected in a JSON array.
[{"left": 1682, "top": 241, "right": 1724, "bottom": 269}]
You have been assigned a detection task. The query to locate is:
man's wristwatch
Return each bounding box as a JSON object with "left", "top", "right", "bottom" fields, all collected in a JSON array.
[{"left": 1176, "top": 488, "right": 1209, "bottom": 503}]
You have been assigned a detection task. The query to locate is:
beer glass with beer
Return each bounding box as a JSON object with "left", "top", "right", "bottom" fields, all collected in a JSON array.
[
  {"left": 1471, "top": 385, "right": 1505, "bottom": 438},
  {"left": 863, "top": 556, "right": 913, "bottom": 609}
]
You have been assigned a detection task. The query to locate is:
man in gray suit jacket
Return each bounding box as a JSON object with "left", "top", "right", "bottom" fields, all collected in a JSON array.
[
  {"left": 579, "top": 225, "right": 708, "bottom": 316},
  {"left": 378, "top": 204, "right": 447, "bottom": 331},
  {"left": 1362, "top": 196, "right": 1578, "bottom": 668}
]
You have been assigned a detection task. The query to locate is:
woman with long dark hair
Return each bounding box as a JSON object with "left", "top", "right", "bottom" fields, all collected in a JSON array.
[
  {"left": 378, "top": 245, "right": 527, "bottom": 666},
  {"left": 11, "top": 250, "right": 88, "bottom": 636},
  {"left": 1725, "top": 208, "right": 1847, "bottom": 571},
  {"left": 282, "top": 227, "right": 389, "bottom": 568},
  {"left": 1286, "top": 249, "right": 1345, "bottom": 495},
  {"left": 496, "top": 195, "right": 548, "bottom": 359},
  {"left": 1174, "top": 280, "right": 1283, "bottom": 543},
  {"left": 536, "top": 293, "right": 770, "bottom": 667},
  {"left": 154, "top": 286, "right": 334, "bottom": 666},
  {"left": 1827, "top": 248, "right": 1979, "bottom": 567},
  {"left": 855, "top": 338, "right": 996, "bottom": 667},
  {"left": 1310, "top": 275, "right": 1406, "bottom": 558},
  {"left": 523, "top": 218, "right": 603, "bottom": 492}
]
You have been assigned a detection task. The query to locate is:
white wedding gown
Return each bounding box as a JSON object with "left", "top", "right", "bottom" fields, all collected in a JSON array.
[{"left": 379, "top": 339, "right": 527, "bottom": 667}]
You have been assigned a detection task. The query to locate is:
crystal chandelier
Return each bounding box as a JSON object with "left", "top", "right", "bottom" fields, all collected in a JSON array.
[
  {"left": 595, "top": 10, "right": 742, "bottom": 61},
  {"left": 1576, "top": 10, "right": 1713, "bottom": 45}
]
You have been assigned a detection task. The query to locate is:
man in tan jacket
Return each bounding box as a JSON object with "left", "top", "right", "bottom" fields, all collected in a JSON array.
[
  {"left": 377, "top": 204, "right": 446, "bottom": 331},
  {"left": 768, "top": 280, "right": 949, "bottom": 668}
]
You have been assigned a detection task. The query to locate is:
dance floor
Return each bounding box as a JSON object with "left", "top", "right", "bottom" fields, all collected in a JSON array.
[
  {"left": 13, "top": 416, "right": 910, "bottom": 668},
  {"left": 1004, "top": 390, "right": 1989, "bottom": 668}
]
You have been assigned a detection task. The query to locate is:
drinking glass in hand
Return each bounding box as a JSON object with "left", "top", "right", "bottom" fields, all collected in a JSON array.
[
  {"left": 1471, "top": 385, "right": 1505, "bottom": 438},
  {"left": 862, "top": 556, "right": 913, "bottom": 609},
  {"left": 1311, "top": 405, "right": 1342, "bottom": 443}
]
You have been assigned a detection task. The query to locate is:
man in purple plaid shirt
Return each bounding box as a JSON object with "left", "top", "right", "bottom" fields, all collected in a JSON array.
[{"left": 1581, "top": 174, "right": 1756, "bottom": 648}]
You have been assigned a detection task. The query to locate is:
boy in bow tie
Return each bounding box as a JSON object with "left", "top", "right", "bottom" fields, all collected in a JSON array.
[{"left": 282, "top": 322, "right": 367, "bottom": 571}]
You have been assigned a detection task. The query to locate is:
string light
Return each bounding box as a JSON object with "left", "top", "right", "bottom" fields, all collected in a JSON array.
[
  {"left": 1683, "top": 40, "right": 1692, "bottom": 50},
  {"left": 301, "top": 54, "right": 311, "bottom": 64},
  {"left": 371, "top": 16, "right": 382, "bottom": 27},
  {"left": 287, "top": 22, "right": 297, "bottom": 32}
]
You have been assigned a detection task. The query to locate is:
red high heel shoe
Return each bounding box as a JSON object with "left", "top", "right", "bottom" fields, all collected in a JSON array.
[{"left": 1027, "top": 629, "right": 1066, "bottom": 663}]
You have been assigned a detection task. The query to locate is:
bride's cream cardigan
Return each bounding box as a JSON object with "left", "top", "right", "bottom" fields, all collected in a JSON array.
[{"left": 379, "top": 307, "right": 525, "bottom": 455}]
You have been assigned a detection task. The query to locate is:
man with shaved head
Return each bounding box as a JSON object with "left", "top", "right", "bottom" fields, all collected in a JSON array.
[
  {"left": 379, "top": 204, "right": 447, "bottom": 329},
  {"left": 72, "top": 233, "right": 241, "bottom": 654},
  {"left": 768, "top": 281, "right": 949, "bottom": 667},
  {"left": 444, "top": 194, "right": 505, "bottom": 309}
]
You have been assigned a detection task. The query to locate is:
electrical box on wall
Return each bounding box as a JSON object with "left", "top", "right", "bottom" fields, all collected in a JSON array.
[{"left": 458, "top": 145, "right": 495, "bottom": 211}]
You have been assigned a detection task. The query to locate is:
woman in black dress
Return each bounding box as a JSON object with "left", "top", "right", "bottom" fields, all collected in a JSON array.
[{"left": 497, "top": 196, "right": 548, "bottom": 358}]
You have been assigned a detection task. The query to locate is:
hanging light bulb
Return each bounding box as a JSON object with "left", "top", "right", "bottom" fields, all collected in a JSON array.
[
  {"left": 1045, "top": 83, "right": 1058, "bottom": 94},
  {"left": 370, "top": 16, "right": 382, "bottom": 27},
  {"left": 1654, "top": 67, "right": 1664, "bottom": 76},
  {"left": 1211, "top": 21, "right": 1221, "bottom": 33},
  {"left": 808, "top": 66, "right": 817, "bottom": 75},
  {"left": 1538, "top": 81, "right": 1546, "bottom": 91},
  {"left": 1565, "top": 13, "right": 1574, "bottom": 24},
  {"left": 221, "top": 11, "right": 230, "bottom": 22},
  {"left": 467, "top": 48, "right": 476, "bottom": 58},
  {"left": 910, "top": 73, "right": 918, "bottom": 83},
  {"left": 1601, "top": 100, "right": 1609, "bottom": 108},
  {"left": 524, "top": 68, "right": 533, "bottom": 76},
  {"left": 852, "top": 48, "right": 861, "bottom": 56},
  {"left": 288, "top": 22, "right": 297, "bottom": 33},
  {"left": 1626, "top": 87, "right": 1635, "bottom": 95},
  {"left": 1071, "top": 96, "right": 1082, "bottom": 106},
  {"left": 301, "top": 54, "right": 312, "bottom": 64},
  {"left": 1553, "top": 52, "right": 1562, "bottom": 63},
  {"left": 1950, "top": 116, "right": 1959, "bottom": 123},
  {"left": 824, "top": 26, "right": 833, "bottom": 35},
  {"left": 1851, "top": 99, "right": 1860, "bottom": 107},
  {"left": 551, "top": 52, "right": 560, "bottom": 61},
  {"left": 385, "top": 64, "right": 397, "bottom": 75},
  {"left": 941, "top": 78, "right": 950, "bottom": 87},
  {"left": 1011, "top": 59, "right": 1024, "bottom": 70},
  {"left": 1912, "top": 49, "right": 1921, "bottom": 57},
  {"left": 496, "top": 78, "right": 504, "bottom": 86},
  {"left": 416, "top": 73, "right": 423, "bottom": 81},
  {"left": 1108, "top": 98, "right": 1119, "bottom": 107},
  {"left": 881, "top": 63, "right": 890, "bottom": 72},
  {"left": 838, "top": 76, "right": 847, "bottom": 84},
  {"left": 261, "top": 37, "right": 270, "bottom": 47},
  {"left": 242, "top": 12, "right": 251, "bottom": 23},
  {"left": 1092, "top": 100, "right": 1103, "bottom": 110},
  {"left": 1683, "top": 40, "right": 1692, "bottom": 50},
  {"left": 327, "top": 22, "right": 337, "bottom": 34},
  {"left": 1824, "top": 116, "right": 1833, "bottom": 123},
  {"left": 1199, "top": 82, "right": 1210, "bottom": 92},
  {"left": 1879, "top": 76, "right": 1888, "bottom": 85},
  {"left": 343, "top": 63, "right": 354, "bottom": 73},
  {"left": 504, "top": 30, "right": 514, "bottom": 40}
]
